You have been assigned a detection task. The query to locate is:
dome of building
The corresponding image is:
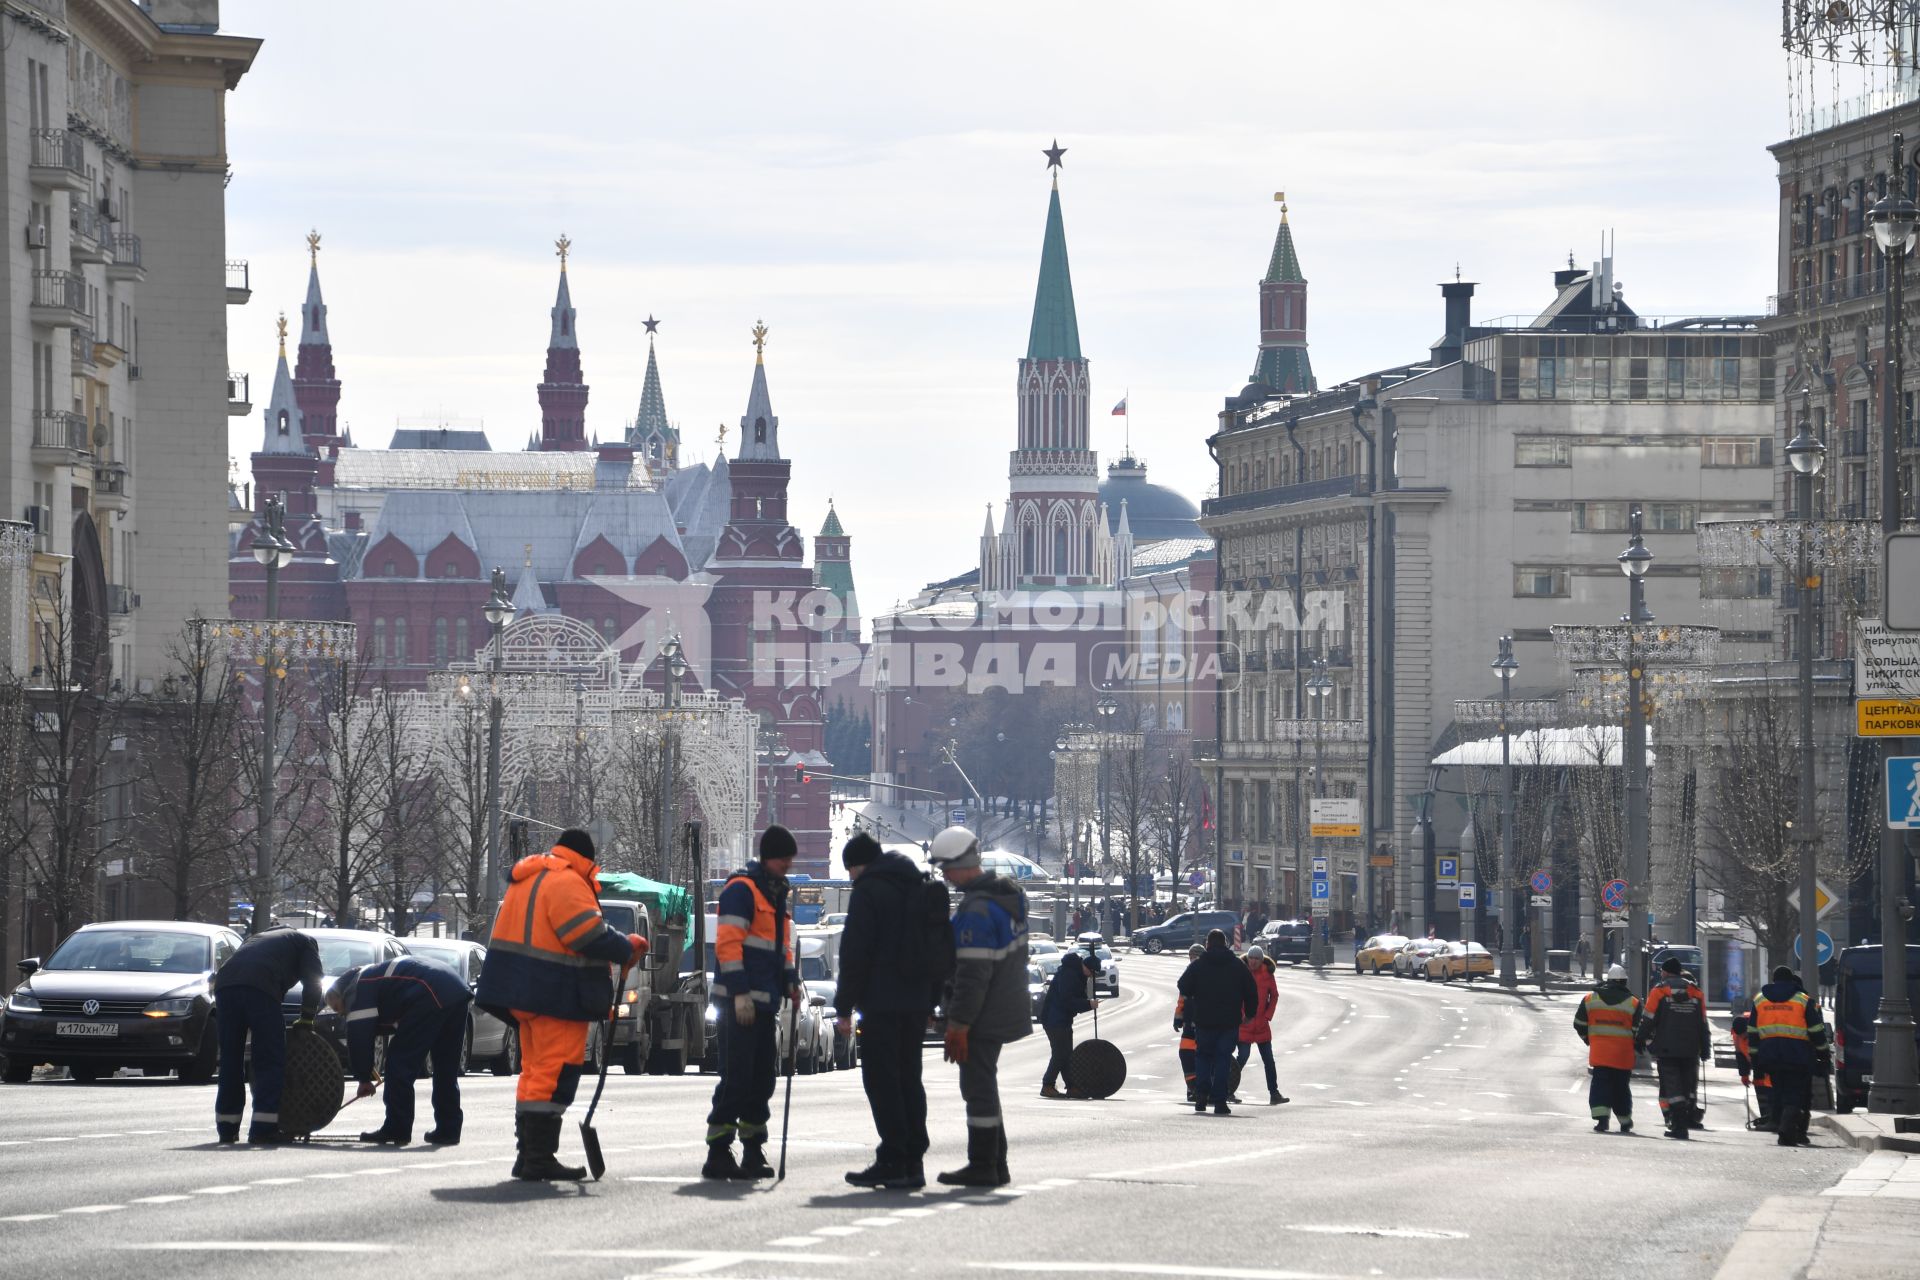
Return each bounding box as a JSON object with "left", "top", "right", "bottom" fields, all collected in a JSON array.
[{"left": 1099, "top": 456, "right": 1204, "bottom": 543}]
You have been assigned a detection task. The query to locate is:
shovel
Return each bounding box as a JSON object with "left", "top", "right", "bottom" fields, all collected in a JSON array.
[
  {"left": 775, "top": 990, "right": 800, "bottom": 1183},
  {"left": 579, "top": 962, "right": 632, "bottom": 1182}
]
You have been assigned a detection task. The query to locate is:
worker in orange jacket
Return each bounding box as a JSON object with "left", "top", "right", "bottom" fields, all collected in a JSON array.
[
  {"left": 1574, "top": 963, "right": 1643, "bottom": 1133},
  {"left": 476, "top": 828, "right": 645, "bottom": 1181},
  {"left": 1175, "top": 943, "right": 1202, "bottom": 1101}
]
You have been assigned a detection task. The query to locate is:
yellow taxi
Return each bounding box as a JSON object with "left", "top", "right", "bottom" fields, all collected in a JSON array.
[
  {"left": 1422, "top": 940, "right": 1495, "bottom": 981},
  {"left": 1354, "top": 934, "right": 1410, "bottom": 975}
]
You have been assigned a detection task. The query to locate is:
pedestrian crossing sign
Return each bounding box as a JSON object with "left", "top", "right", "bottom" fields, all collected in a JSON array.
[{"left": 1886, "top": 756, "right": 1920, "bottom": 830}]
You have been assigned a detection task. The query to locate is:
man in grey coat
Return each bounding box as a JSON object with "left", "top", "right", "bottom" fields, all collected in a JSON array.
[{"left": 927, "top": 826, "right": 1029, "bottom": 1189}]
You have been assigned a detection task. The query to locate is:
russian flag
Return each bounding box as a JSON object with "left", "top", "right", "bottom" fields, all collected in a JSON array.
[{"left": 1111, "top": 396, "right": 1127, "bottom": 416}]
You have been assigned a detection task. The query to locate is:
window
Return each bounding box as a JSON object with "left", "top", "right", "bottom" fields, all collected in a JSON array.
[
  {"left": 1646, "top": 503, "right": 1695, "bottom": 532},
  {"left": 1701, "top": 437, "right": 1765, "bottom": 467},
  {"left": 372, "top": 618, "right": 387, "bottom": 664},
  {"left": 1666, "top": 357, "right": 1685, "bottom": 398},
  {"left": 445, "top": 562, "right": 460, "bottom": 578},
  {"left": 393, "top": 617, "right": 408, "bottom": 664},
  {"left": 754, "top": 417, "right": 766, "bottom": 443},
  {"left": 1701, "top": 567, "right": 1772, "bottom": 599},
  {"left": 1538, "top": 357, "right": 1558, "bottom": 399},
  {"left": 383, "top": 560, "right": 396, "bottom": 577},
  {"left": 1514, "top": 567, "right": 1569, "bottom": 598},
  {"left": 455, "top": 617, "right": 468, "bottom": 661},
  {"left": 603, "top": 618, "right": 616, "bottom": 643},
  {"left": 1514, "top": 436, "right": 1571, "bottom": 466},
  {"left": 1571, "top": 501, "right": 1631, "bottom": 533},
  {"left": 433, "top": 618, "right": 448, "bottom": 665},
  {"left": 1719, "top": 358, "right": 1740, "bottom": 398},
  {"left": 1593, "top": 357, "right": 1612, "bottom": 400}
]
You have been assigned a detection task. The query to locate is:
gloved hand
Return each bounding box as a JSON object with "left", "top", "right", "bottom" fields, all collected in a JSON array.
[
  {"left": 1740, "top": 1073, "right": 1751, "bottom": 1087},
  {"left": 354, "top": 1079, "right": 377, "bottom": 1100},
  {"left": 732, "top": 993, "right": 755, "bottom": 1027},
  {"left": 944, "top": 1024, "right": 970, "bottom": 1064},
  {"left": 627, "top": 933, "right": 649, "bottom": 963}
]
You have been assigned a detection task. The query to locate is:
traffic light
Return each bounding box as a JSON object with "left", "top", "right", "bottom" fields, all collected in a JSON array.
[{"left": 795, "top": 763, "right": 811, "bottom": 786}]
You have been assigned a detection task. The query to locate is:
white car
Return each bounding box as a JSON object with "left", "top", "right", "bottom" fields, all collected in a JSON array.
[
  {"left": 1392, "top": 938, "right": 1450, "bottom": 978},
  {"left": 1076, "top": 933, "right": 1121, "bottom": 997},
  {"left": 1028, "top": 938, "right": 1064, "bottom": 980}
]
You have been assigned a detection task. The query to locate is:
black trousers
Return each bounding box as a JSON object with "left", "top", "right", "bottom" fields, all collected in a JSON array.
[
  {"left": 1589, "top": 1065, "right": 1633, "bottom": 1120},
  {"left": 1235, "top": 1040, "right": 1278, "bottom": 1094},
  {"left": 1770, "top": 1067, "right": 1812, "bottom": 1115},
  {"left": 382, "top": 999, "right": 468, "bottom": 1140},
  {"left": 213, "top": 987, "right": 285, "bottom": 1138},
  {"left": 857, "top": 1012, "right": 928, "bottom": 1166},
  {"left": 1655, "top": 1056, "right": 1700, "bottom": 1127},
  {"left": 1042, "top": 1023, "right": 1074, "bottom": 1091},
  {"left": 706, "top": 1003, "right": 779, "bottom": 1145}
]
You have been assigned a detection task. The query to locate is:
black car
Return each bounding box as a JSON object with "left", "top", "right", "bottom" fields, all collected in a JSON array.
[
  {"left": 1257, "top": 920, "right": 1313, "bottom": 965},
  {"left": 1128, "top": 910, "right": 1240, "bottom": 955},
  {"left": 2, "top": 921, "right": 241, "bottom": 1083},
  {"left": 1832, "top": 943, "right": 1920, "bottom": 1114}
]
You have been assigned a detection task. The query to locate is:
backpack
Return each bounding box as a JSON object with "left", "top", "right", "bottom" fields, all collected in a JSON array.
[{"left": 907, "top": 873, "right": 955, "bottom": 988}]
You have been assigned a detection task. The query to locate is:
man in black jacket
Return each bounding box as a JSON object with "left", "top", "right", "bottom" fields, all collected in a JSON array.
[
  {"left": 1636, "top": 955, "right": 1712, "bottom": 1139},
  {"left": 836, "top": 832, "right": 941, "bottom": 1190},
  {"left": 211, "top": 924, "right": 323, "bottom": 1144},
  {"left": 1177, "top": 929, "right": 1257, "bottom": 1116}
]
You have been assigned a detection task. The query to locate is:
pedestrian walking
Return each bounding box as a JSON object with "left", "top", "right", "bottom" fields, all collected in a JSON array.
[
  {"left": 1750, "top": 965, "right": 1830, "bottom": 1147},
  {"left": 1234, "top": 946, "right": 1289, "bottom": 1105},
  {"left": 1039, "top": 949, "right": 1095, "bottom": 1099},
  {"left": 475, "top": 827, "right": 647, "bottom": 1181},
  {"left": 211, "top": 923, "right": 323, "bottom": 1144},
  {"left": 1730, "top": 1001, "right": 1775, "bottom": 1131},
  {"left": 1177, "top": 929, "right": 1257, "bottom": 1116},
  {"left": 328, "top": 955, "right": 473, "bottom": 1146},
  {"left": 1638, "top": 956, "right": 1711, "bottom": 1139},
  {"left": 1574, "top": 963, "right": 1641, "bottom": 1132},
  {"left": 1574, "top": 936, "right": 1592, "bottom": 980},
  {"left": 702, "top": 825, "right": 803, "bottom": 1181},
  {"left": 929, "top": 825, "right": 1030, "bottom": 1188},
  {"left": 836, "top": 832, "right": 945, "bottom": 1191},
  {"left": 1175, "top": 943, "right": 1203, "bottom": 1101}
]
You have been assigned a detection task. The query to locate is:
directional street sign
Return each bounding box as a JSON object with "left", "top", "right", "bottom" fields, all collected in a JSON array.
[
  {"left": 1856, "top": 619, "right": 1920, "bottom": 735},
  {"left": 1529, "top": 869, "right": 1552, "bottom": 894},
  {"left": 950, "top": 808, "right": 968, "bottom": 828},
  {"left": 1458, "top": 883, "right": 1477, "bottom": 910},
  {"left": 1601, "top": 879, "right": 1628, "bottom": 912},
  {"left": 1602, "top": 911, "right": 1628, "bottom": 930},
  {"left": 1786, "top": 879, "right": 1839, "bottom": 919},
  {"left": 1436, "top": 857, "right": 1458, "bottom": 888},
  {"left": 1886, "top": 756, "right": 1920, "bottom": 830},
  {"left": 1793, "top": 929, "right": 1835, "bottom": 968},
  {"left": 1309, "top": 797, "right": 1362, "bottom": 838}
]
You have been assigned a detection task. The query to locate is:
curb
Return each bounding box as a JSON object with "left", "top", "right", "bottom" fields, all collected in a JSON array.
[{"left": 1814, "top": 1113, "right": 1920, "bottom": 1154}]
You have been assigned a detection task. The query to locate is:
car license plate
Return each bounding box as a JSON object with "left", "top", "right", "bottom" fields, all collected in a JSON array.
[{"left": 56, "top": 1021, "right": 118, "bottom": 1038}]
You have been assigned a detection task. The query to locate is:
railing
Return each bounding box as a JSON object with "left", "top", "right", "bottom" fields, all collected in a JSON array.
[
  {"left": 32, "top": 270, "right": 85, "bottom": 314},
  {"left": 29, "top": 128, "right": 83, "bottom": 176},
  {"left": 225, "top": 259, "right": 249, "bottom": 292},
  {"left": 1769, "top": 270, "right": 1889, "bottom": 317},
  {"left": 108, "top": 232, "right": 140, "bottom": 268},
  {"left": 1268, "top": 717, "right": 1368, "bottom": 744},
  {"left": 94, "top": 460, "right": 127, "bottom": 499},
  {"left": 1202, "top": 474, "right": 1370, "bottom": 517},
  {"left": 33, "top": 411, "right": 87, "bottom": 453},
  {"left": 70, "top": 198, "right": 103, "bottom": 245},
  {"left": 106, "top": 585, "right": 136, "bottom": 615},
  {"left": 70, "top": 328, "right": 95, "bottom": 368},
  {"left": 227, "top": 372, "right": 250, "bottom": 406}
]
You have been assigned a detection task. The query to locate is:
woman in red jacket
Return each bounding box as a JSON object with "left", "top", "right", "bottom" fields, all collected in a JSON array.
[{"left": 1234, "top": 947, "right": 1288, "bottom": 1105}]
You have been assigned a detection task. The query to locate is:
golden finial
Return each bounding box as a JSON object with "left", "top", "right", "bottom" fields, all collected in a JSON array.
[
  {"left": 1275, "top": 191, "right": 1288, "bottom": 222},
  {"left": 275, "top": 311, "right": 288, "bottom": 357},
  {"left": 751, "top": 320, "right": 769, "bottom": 364},
  {"left": 306, "top": 229, "right": 321, "bottom": 264},
  {"left": 555, "top": 233, "right": 571, "bottom": 272}
]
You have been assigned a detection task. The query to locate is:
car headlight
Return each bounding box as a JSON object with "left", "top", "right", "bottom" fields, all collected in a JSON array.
[
  {"left": 6, "top": 989, "right": 40, "bottom": 1013},
  {"left": 145, "top": 996, "right": 198, "bottom": 1017},
  {"left": 704, "top": 1004, "right": 719, "bottom": 1025}
]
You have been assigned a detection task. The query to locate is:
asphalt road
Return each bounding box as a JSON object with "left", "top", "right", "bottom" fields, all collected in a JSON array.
[{"left": 0, "top": 955, "right": 1865, "bottom": 1280}]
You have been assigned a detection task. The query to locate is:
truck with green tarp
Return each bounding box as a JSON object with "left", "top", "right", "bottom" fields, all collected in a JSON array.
[{"left": 596, "top": 871, "right": 707, "bottom": 1074}]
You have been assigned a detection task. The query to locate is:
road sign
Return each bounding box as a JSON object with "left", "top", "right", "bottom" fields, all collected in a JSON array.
[
  {"left": 1855, "top": 618, "right": 1920, "bottom": 698},
  {"left": 1786, "top": 879, "right": 1839, "bottom": 918},
  {"left": 1310, "top": 878, "right": 1331, "bottom": 900},
  {"left": 1436, "top": 857, "right": 1458, "bottom": 888},
  {"left": 1458, "top": 883, "right": 1477, "bottom": 910},
  {"left": 1857, "top": 699, "right": 1920, "bottom": 737},
  {"left": 1311, "top": 856, "right": 1329, "bottom": 876},
  {"left": 1529, "top": 869, "right": 1552, "bottom": 894},
  {"left": 1887, "top": 756, "right": 1920, "bottom": 830},
  {"left": 1601, "top": 879, "right": 1628, "bottom": 912},
  {"left": 949, "top": 808, "right": 967, "bottom": 828},
  {"left": 1887, "top": 534, "right": 1920, "bottom": 630},
  {"left": 1309, "top": 797, "right": 1361, "bottom": 838},
  {"left": 1602, "top": 911, "right": 1628, "bottom": 930},
  {"left": 1793, "top": 929, "right": 1835, "bottom": 968},
  {"left": 1369, "top": 853, "right": 1394, "bottom": 868},
  {"left": 1530, "top": 894, "right": 1553, "bottom": 908}
]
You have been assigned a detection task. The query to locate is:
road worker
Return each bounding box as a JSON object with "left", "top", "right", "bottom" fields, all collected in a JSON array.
[
  {"left": 1750, "top": 965, "right": 1830, "bottom": 1148},
  {"left": 704, "top": 825, "right": 802, "bottom": 1181},
  {"left": 1175, "top": 942, "right": 1202, "bottom": 1101},
  {"left": 475, "top": 827, "right": 646, "bottom": 1181},
  {"left": 1574, "top": 962, "right": 1642, "bottom": 1133},
  {"left": 1730, "top": 1001, "right": 1775, "bottom": 1130},
  {"left": 1638, "top": 955, "right": 1711, "bottom": 1139},
  {"left": 211, "top": 923, "right": 323, "bottom": 1144},
  {"left": 327, "top": 954, "right": 474, "bottom": 1146}
]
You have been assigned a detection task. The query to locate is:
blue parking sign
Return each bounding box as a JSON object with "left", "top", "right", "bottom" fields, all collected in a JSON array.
[
  {"left": 1310, "top": 878, "right": 1330, "bottom": 900},
  {"left": 1886, "top": 757, "right": 1920, "bottom": 830}
]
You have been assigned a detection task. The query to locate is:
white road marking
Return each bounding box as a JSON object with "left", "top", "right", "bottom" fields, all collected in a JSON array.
[
  {"left": 811, "top": 1225, "right": 864, "bottom": 1237},
  {"left": 120, "top": 1243, "right": 396, "bottom": 1253},
  {"left": 968, "top": 1264, "right": 1336, "bottom": 1279},
  {"left": 1093, "top": 1145, "right": 1304, "bottom": 1180},
  {"left": 78, "top": 1133, "right": 124, "bottom": 1139},
  {"left": 250, "top": 1178, "right": 304, "bottom": 1186},
  {"left": 767, "top": 1236, "right": 824, "bottom": 1247},
  {"left": 190, "top": 1186, "right": 251, "bottom": 1195},
  {"left": 305, "top": 1172, "right": 354, "bottom": 1179},
  {"left": 0, "top": 1214, "right": 58, "bottom": 1222},
  {"left": 129, "top": 1195, "right": 191, "bottom": 1204},
  {"left": 890, "top": 1207, "right": 940, "bottom": 1216},
  {"left": 1289, "top": 1225, "right": 1468, "bottom": 1240},
  {"left": 34, "top": 1137, "right": 75, "bottom": 1143},
  {"left": 852, "top": 1217, "right": 901, "bottom": 1227},
  {"left": 62, "top": 1205, "right": 123, "bottom": 1214},
  {"left": 552, "top": 1250, "right": 850, "bottom": 1271},
  {"left": 619, "top": 1175, "right": 687, "bottom": 1183}
]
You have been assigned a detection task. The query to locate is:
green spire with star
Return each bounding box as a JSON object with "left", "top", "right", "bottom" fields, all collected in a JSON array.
[
  {"left": 1265, "top": 196, "right": 1305, "bottom": 284},
  {"left": 1026, "top": 141, "right": 1082, "bottom": 362}
]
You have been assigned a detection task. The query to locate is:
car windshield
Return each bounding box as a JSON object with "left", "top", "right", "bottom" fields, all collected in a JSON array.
[
  {"left": 602, "top": 903, "right": 637, "bottom": 933},
  {"left": 407, "top": 944, "right": 463, "bottom": 968},
  {"left": 798, "top": 940, "right": 830, "bottom": 982},
  {"left": 46, "top": 929, "right": 210, "bottom": 974},
  {"left": 1030, "top": 940, "right": 1059, "bottom": 955},
  {"left": 315, "top": 938, "right": 384, "bottom": 974}
]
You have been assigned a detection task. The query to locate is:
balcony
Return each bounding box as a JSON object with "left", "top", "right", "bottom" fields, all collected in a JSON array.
[
  {"left": 1202, "top": 474, "right": 1371, "bottom": 519},
  {"left": 69, "top": 201, "right": 108, "bottom": 264},
  {"left": 227, "top": 372, "right": 252, "bottom": 417},
  {"left": 32, "top": 410, "right": 88, "bottom": 462},
  {"left": 106, "top": 233, "right": 143, "bottom": 284},
  {"left": 105, "top": 585, "right": 138, "bottom": 615},
  {"left": 28, "top": 130, "right": 86, "bottom": 192},
  {"left": 30, "top": 270, "right": 87, "bottom": 328},
  {"left": 70, "top": 328, "right": 96, "bottom": 372},
  {"left": 93, "top": 460, "right": 129, "bottom": 515},
  {"left": 226, "top": 259, "right": 251, "bottom": 306}
]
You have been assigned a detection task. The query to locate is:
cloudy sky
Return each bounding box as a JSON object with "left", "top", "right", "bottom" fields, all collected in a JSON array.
[{"left": 224, "top": 1, "right": 1788, "bottom": 619}]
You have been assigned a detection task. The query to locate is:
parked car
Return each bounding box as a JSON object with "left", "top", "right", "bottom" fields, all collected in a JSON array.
[
  {"left": 1355, "top": 934, "right": 1411, "bottom": 974},
  {"left": 1027, "top": 963, "right": 1048, "bottom": 1022},
  {"left": 1833, "top": 943, "right": 1920, "bottom": 1114},
  {"left": 1424, "top": 941, "right": 1494, "bottom": 982},
  {"left": 402, "top": 939, "right": 518, "bottom": 1076},
  {"left": 2, "top": 921, "right": 240, "bottom": 1083},
  {"left": 294, "top": 928, "right": 411, "bottom": 1073},
  {"left": 1393, "top": 938, "right": 1450, "bottom": 978},
  {"left": 799, "top": 933, "right": 857, "bottom": 1070},
  {"left": 1256, "top": 920, "right": 1313, "bottom": 965},
  {"left": 1076, "top": 933, "right": 1121, "bottom": 997},
  {"left": 1129, "top": 910, "right": 1241, "bottom": 955},
  {"left": 1028, "top": 938, "right": 1064, "bottom": 979}
]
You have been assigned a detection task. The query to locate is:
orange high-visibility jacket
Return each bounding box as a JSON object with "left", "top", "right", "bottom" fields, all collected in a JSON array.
[
  {"left": 714, "top": 865, "right": 796, "bottom": 1005},
  {"left": 1576, "top": 987, "right": 1642, "bottom": 1070},
  {"left": 476, "top": 844, "right": 635, "bottom": 1021}
]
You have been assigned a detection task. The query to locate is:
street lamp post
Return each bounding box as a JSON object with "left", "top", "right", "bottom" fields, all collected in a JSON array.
[
  {"left": 1306, "top": 657, "right": 1333, "bottom": 968},
  {"left": 1868, "top": 134, "right": 1920, "bottom": 1113},
  {"left": 481, "top": 568, "right": 513, "bottom": 922},
  {"left": 659, "top": 635, "right": 686, "bottom": 881},
  {"left": 1494, "top": 636, "right": 1520, "bottom": 987},
  {"left": 1618, "top": 508, "right": 1655, "bottom": 998},
  {"left": 249, "top": 494, "right": 295, "bottom": 935},
  {"left": 1786, "top": 423, "right": 1828, "bottom": 1027},
  {"left": 1096, "top": 688, "right": 1120, "bottom": 924}
]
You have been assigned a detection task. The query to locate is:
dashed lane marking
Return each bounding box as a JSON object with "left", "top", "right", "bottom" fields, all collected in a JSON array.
[
  {"left": 553, "top": 1251, "right": 851, "bottom": 1269},
  {"left": 249, "top": 1178, "right": 304, "bottom": 1186},
  {"left": 851, "top": 1217, "right": 902, "bottom": 1227},
  {"left": 0, "top": 1215, "right": 56, "bottom": 1223},
  {"left": 1288, "top": 1224, "right": 1468, "bottom": 1240},
  {"left": 968, "top": 1264, "right": 1337, "bottom": 1279},
  {"left": 128, "top": 1195, "right": 191, "bottom": 1205},
  {"left": 62, "top": 1205, "right": 123, "bottom": 1214},
  {"left": 767, "top": 1237, "right": 825, "bottom": 1247},
  {"left": 120, "top": 1243, "right": 396, "bottom": 1254},
  {"left": 811, "top": 1225, "right": 864, "bottom": 1237},
  {"left": 1092, "top": 1145, "right": 1304, "bottom": 1180},
  {"left": 190, "top": 1186, "right": 250, "bottom": 1195}
]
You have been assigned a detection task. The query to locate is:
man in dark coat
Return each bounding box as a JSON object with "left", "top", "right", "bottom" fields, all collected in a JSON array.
[
  {"left": 211, "top": 924, "right": 322, "bottom": 1144},
  {"left": 836, "top": 832, "right": 942, "bottom": 1190},
  {"left": 1177, "top": 929, "right": 1258, "bottom": 1116},
  {"left": 328, "top": 955, "right": 474, "bottom": 1146},
  {"left": 1751, "top": 965, "right": 1831, "bottom": 1147},
  {"left": 1039, "top": 950, "right": 1095, "bottom": 1099},
  {"left": 1637, "top": 955, "right": 1711, "bottom": 1139}
]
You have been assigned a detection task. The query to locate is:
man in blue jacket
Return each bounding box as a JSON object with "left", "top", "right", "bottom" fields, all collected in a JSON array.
[
  {"left": 1039, "top": 950, "right": 1095, "bottom": 1099},
  {"left": 211, "top": 924, "right": 323, "bottom": 1144},
  {"left": 326, "top": 955, "right": 473, "bottom": 1146}
]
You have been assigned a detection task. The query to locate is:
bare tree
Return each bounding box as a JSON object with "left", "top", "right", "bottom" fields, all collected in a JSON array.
[
  {"left": 424, "top": 689, "right": 489, "bottom": 935},
  {"left": 1148, "top": 746, "right": 1201, "bottom": 911},
  {"left": 1563, "top": 721, "right": 1627, "bottom": 970},
  {"left": 367, "top": 688, "right": 438, "bottom": 935},
  {"left": 282, "top": 651, "right": 392, "bottom": 927}
]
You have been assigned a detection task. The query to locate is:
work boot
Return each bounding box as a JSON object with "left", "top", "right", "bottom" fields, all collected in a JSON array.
[
  {"left": 1663, "top": 1125, "right": 1689, "bottom": 1140},
  {"left": 514, "top": 1114, "right": 586, "bottom": 1182},
  {"left": 993, "top": 1126, "right": 1009, "bottom": 1187},
  {"left": 1193, "top": 1097, "right": 1207, "bottom": 1114},
  {"left": 1213, "top": 1102, "right": 1232, "bottom": 1117},
  {"left": 358, "top": 1125, "right": 410, "bottom": 1146},
  {"left": 1270, "top": 1091, "right": 1289, "bottom": 1106},
  {"left": 1619, "top": 1116, "right": 1634, "bottom": 1134},
  {"left": 735, "top": 1141, "right": 774, "bottom": 1180},
  {"left": 422, "top": 1125, "right": 460, "bottom": 1146},
  {"left": 1775, "top": 1108, "right": 1799, "bottom": 1146},
  {"left": 1592, "top": 1117, "right": 1610, "bottom": 1133},
  {"left": 702, "top": 1142, "right": 741, "bottom": 1181},
  {"left": 884, "top": 1161, "right": 927, "bottom": 1191},
  {"left": 510, "top": 1116, "right": 529, "bottom": 1179},
  {"left": 845, "top": 1160, "right": 888, "bottom": 1188},
  {"left": 216, "top": 1124, "right": 239, "bottom": 1145},
  {"left": 247, "top": 1126, "right": 292, "bottom": 1145},
  {"left": 937, "top": 1126, "right": 1007, "bottom": 1188},
  {"left": 1040, "top": 1083, "right": 1065, "bottom": 1099}
]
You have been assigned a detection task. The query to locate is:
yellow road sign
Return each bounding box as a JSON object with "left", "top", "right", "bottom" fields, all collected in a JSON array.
[
  {"left": 1310, "top": 822, "right": 1361, "bottom": 838},
  {"left": 1856, "top": 699, "right": 1920, "bottom": 736},
  {"left": 1787, "top": 880, "right": 1837, "bottom": 920},
  {"left": 1368, "top": 854, "right": 1394, "bottom": 867}
]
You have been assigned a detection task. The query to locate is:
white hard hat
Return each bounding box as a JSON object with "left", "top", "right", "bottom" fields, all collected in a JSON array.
[
  {"left": 1605, "top": 963, "right": 1627, "bottom": 981},
  {"left": 927, "top": 826, "right": 980, "bottom": 869}
]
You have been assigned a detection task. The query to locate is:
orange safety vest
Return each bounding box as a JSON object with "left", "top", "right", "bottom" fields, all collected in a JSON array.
[
  {"left": 715, "top": 869, "right": 793, "bottom": 1003},
  {"left": 1582, "top": 989, "right": 1640, "bottom": 1070},
  {"left": 477, "top": 845, "right": 626, "bottom": 1021},
  {"left": 1752, "top": 993, "right": 1811, "bottom": 1048}
]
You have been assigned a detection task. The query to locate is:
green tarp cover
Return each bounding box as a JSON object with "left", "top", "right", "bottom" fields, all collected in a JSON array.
[{"left": 597, "top": 871, "right": 692, "bottom": 925}]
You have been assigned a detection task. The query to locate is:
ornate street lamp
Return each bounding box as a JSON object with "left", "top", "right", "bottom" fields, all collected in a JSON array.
[
  {"left": 1786, "top": 422, "right": 1828, "bottom": 1024},
  {"left": 1305, "top": 657, "right": 1333, "bottom": 968},
  {"left": 1618, "top": 508, "right": 1654, "bottom": 995},
  {"left": 1492, "top": 636, "right": 1520, "bottom": 987},
  {"left": 481, "top": 567, "right": 513, "bottom": 920},
  {"left": 249, "top": 494, "right": 295, "bottom": 934}
]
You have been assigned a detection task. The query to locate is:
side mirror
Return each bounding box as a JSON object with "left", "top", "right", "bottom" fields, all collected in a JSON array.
[
  {"left": 642, "top": 947, "right": 665, "bottom": 972},
  {"left": 17, "top": 958, "right": 39, "bottom": 977},
  {"left": 808, "top": 994, "right": 828, "bottom": 1008}
]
